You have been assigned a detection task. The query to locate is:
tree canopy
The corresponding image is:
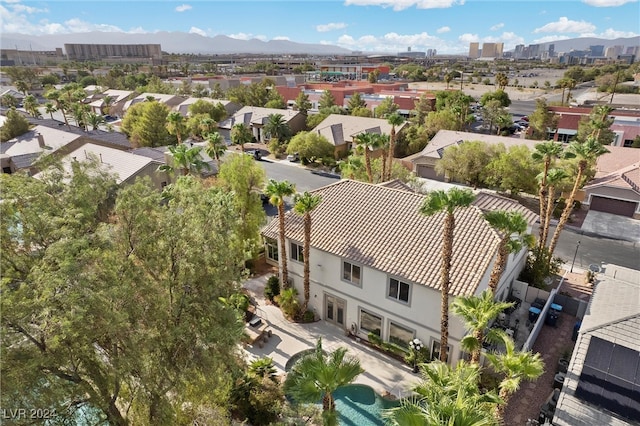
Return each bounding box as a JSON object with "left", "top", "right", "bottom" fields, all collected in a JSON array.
[
  {"left": 0, "top": 108, "right": 31, "bottom": 142},
  {"left": 286, "top": 131, "right": 335, "bottom": 162},
  {"left": 121, "top": 100, "right": 176, "bottom": 147}
]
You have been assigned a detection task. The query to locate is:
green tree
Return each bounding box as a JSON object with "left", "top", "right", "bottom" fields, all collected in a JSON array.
[
  {"left": 420, "top": 188, "right": 476, "bottom": 362},
  {"left": 486, "top": 145, "right": 539, "bottom": 195},
  {"left": 166, "top": 111, "right": 187, "bottom": 145},
  {"left": 484, "top": 211, "right": 533, "bottom": 295},
  {"left": 22, "top": 94, "right": 41, "bottom": 118},
  {"left": 284, "top": 338, "right": 364, "bottom": 426},
  {"left": 293, "top": 192, "right": 322, "bottom": 314},
  {"left": 383, "top": 361, "right": 500, "bottom": 426},
  {"left": 386, "top": 113, "right": 404, "bottom": 181},
  {"left": 204, "top": 131, "right": 227, "bottom": 167},
  {"left": 217, "top": 154, "right": 267, "bottom": 258},
  {"left": 410, "top": 93, "right": 433, "bottom": 125},
  {"left": 231, "top": 123, "right": 254, "bottom": 152},
  {"left": 423, "top": 108, "right": 460, "bottom": 135},
  {"left": 265, "top": 179, "right": 296, "bottom": 289},
  {"left": 452, "top": 291, "right": 514, "bottom": 364},
  {"left": 485, "top": 335, "right": 544, "bottom": 423},
  {"left": 318, "top": 90, "right": 336, "bottom": 110},
  {"left": 0, "top": 93, "right": 18, "bottom": 108},
  {"left": 294, "top": 91, "right": 312, "bottom": 116},
  {"left": 263, "top": 113, "right": 291, "bottom": 142},
  {"left": 347, "top": 92, "right": 367, "bottom": 114},
  {"left": 547, "top": 138, "right": 609, "bottom": 258},
  {"left": 436, "top": 140, "right": 502, "bottom": 189},
  {"left": 538, "top": 168, "right": 570, "bottom": 248},
  {"left": 527, "top": 98, "right": 558, "bottom": 140},
  {"left": 495, "top": 72, "right": 509, "bottom": 90},
  {"left": 86, "top": 111, "right": 106, "bottom": 130},
  {"left": 0, "top": 108, "right": 30, "bottom": 142},
  {"left": 374, "top": 97, "right": 399, "bottom": 119},
  {"left": 354, "top": 132, "right": 377, "bottom": 183},
  {"left": 480, "top": 89, "right": 511, "bottom": 108},
  {"left": 44, "top": 101, "right": 57, "bottom": 120},
  {"left": 159, "top": 144, "right": 209, "bottom": 176},
  {"left": 339, "top": 155, "right": 364, "bottom": 180},
  {"left": 287, "top": 131, "right": 335, "bottom": 162},
  {"left": 121, "top": 100, "right": 175, "bottom": 147},
  {"left": 576, "top": 105, "right": 615, "bottom": 145},
  {"left": 44, "top": 88, "right": 71, "bottom": 128}
]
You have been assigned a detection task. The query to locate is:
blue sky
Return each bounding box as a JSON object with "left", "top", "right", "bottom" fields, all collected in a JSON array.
[{"left": 1, "top": 0, "right": 638, "bottom": 54}]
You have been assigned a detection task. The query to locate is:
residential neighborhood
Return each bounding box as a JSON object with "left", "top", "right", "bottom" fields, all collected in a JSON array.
[{"left": 2, "top": 31, "right": 640, "bottom": 426}]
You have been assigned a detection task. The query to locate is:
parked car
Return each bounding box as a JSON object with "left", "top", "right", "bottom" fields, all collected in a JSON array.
[
  {"left": 516, "top": 120, "right": 529, "bottom": 128},
  {"left": 103, "top": 115, "right": 118, "bottom": 122},
  {"left": 245, "top": 149, "right": 262, "bottom": 160},
  {"left": 287, "top": 152, "right": 300, "bottom": 162}
]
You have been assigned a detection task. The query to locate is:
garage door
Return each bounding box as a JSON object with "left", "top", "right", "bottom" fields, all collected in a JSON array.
[
  {"left": 416, "top": 164, "right": 439, "bottom": 180},
  {"left": 590, "top": 196, "right": 637, "bottom": 217}
]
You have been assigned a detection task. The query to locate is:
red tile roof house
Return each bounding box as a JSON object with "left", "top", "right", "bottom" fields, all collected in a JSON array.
[
  {"left": 580, "top": 146, "right": 640, "bottom": 219},
  {"left": 548, "top": 107, "right": 640, "bottom": 147},
  {"left": 262, "top": 179, "right": 537, "bottom": 365}
]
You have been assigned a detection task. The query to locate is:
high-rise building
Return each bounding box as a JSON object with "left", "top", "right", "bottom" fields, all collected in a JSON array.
[
  {"left": 589, "top": 45, "right": 605, "bottom": 57},
  {"left": 548, "top": 44, "right": 555, "bottom": 58},
  {"left": 480, "top": 42, "right": 503, "bottom": 58},
  {"left": 468, "top": 42, "right": 480, "bottom": 58}
]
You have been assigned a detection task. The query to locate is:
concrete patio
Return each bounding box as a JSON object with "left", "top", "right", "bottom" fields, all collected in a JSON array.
[{"left": 242, "top": 274, "right": 420, "bottom": 399}]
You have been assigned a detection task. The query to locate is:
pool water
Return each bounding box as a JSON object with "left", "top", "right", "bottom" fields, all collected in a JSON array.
[{"left": 333, "top": 384, "right": 400, "bottom": 426}]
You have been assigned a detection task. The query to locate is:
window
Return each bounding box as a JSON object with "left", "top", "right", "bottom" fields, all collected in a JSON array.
[
  {"left": 266, "top": 238, "right": 278, "bottom": 261},
  {"left": 342, "top": 261, "right": 361, "bottom": 285},
  {"left": 388, "top": 278, "right": 411, "bottom": 303},
  {"left": 623, "top": 139, "right": 634, "bottom": 148},
  {"left": 431, "top": 340, "right": 451, "bottom": 363},
  {"left": 388, "top": 322, "right": 414, "bottom": 348},
  {"left": 290, "top": 242, "right": 303, "bottom": 262},
  {"left": 360, "top": 309, "right": 382, "bottom": 336}
]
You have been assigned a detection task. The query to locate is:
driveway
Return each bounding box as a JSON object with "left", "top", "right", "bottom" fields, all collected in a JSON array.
[
  {"left": 581, "top": 211, "right": 640, "bottom": 243},
  {"left": 242, "top": 274, "right": 419, "bottom": 399}
]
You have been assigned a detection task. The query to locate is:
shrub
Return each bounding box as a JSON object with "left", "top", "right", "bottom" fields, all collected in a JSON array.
[
  {"left": 368, "top": 331, "right": 382, "bottom": 346},
  {"left": 276, "top": 287, "right": 300, "bottom": 319},
  {"left": 301, "top": 310, "right": 315, "bottom": 323},
  {"left": 264, "top": 275, "right": 280, "bottom": 302},
  {"left": 519, "top": 247, "right": 562, "bottom": 288}
]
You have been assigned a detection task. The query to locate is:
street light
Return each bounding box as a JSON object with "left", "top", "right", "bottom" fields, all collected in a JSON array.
[{"left": 570, "top": 240, "right": 581, "bottom": 273}]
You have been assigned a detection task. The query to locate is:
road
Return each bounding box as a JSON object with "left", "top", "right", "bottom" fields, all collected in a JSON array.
[{"left": 259, "top": 160, "right": 640, "bottom": 271}]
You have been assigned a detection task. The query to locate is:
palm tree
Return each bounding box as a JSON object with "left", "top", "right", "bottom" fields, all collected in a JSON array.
[
  {"left": 373, "top": 133, "right": 389, "bottom": 182},
  {"left": 386, "top": 113, "right": 404, "bottom": 181},
  {"left": 538, "top": 168, "right": 569, "bottom": 248},
  {"left": 22, "top": 94, "right": 41, "bottom": 118},
  {"left": 166, "top": 111, "right": 187, "bottom": 145},
  {"left": 231, "top": 123, "right": 253, "bottom": 153},
  {"left": 284, "top": 338, "right": 364, "bottom": 426},
  {"left": 86, "top": 112, "right": 106, "bottom": 130},
  {"left": 484, "top": 211, "right": 533, "bottom": 295},
  {"left": 354, "top": 133, "right": 376, "bottom": 183},
  {"left": 263, "top": 113, "right": 290, "bottom": 142},
  {"left": 564, "top": 78, "right": 577, "bottom": 105},
  {"left": 101, "top": 95, "right": 114, "bottom": 116},
  {"left": 158, "top": 144, "right": 209, "bottom": 176},
  {"left": 44, "top": 89, "right": 70, "bottom": 129},
  {"left": 44, "top": 102, "right": 57, "bottom": 120},
  {"left": 485, "top": 334, "right": 544, "bottom": 424},
  {"left": 265, "top": 179, "right": 296, "bottom": 289},
  {"left": 420, "top": 188, "right": 476, "bottom": 362},
  {"left": 204, "top": 131, "right": 226, "bottom": 168},
  {"left": 339, "top": 156, "right": 364, "bottom": 180},
  {"left": 531, "top": 141, "right": 565, "bottom": 251},
  {"left": 293, "top": 192, "right": 322, "bottom": 314},
  {"left": 383, "top": 361, "right": 501, "bottom": 426},
  {"left": 451, "top": 290, "right": 514, "bottom": 364},
  {"left": 547, "top": 137, "right": 609, "bottom": 258}
]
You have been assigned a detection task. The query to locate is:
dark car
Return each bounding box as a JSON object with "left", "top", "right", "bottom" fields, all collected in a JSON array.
[
  {"left": 245, "top": 149, "right": 262, "bottom": 160},
  {"left": 103, "top": 115, "right": 118, "bottom": 122}
]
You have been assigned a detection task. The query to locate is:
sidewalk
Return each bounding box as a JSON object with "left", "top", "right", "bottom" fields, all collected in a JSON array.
[{"left": 242, "top": 274, "right": 419, "bottom": 399}]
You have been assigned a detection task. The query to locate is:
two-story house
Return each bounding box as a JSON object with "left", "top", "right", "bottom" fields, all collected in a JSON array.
[{"left": 262, "top": 180, "right": 534, "bottom": 364}]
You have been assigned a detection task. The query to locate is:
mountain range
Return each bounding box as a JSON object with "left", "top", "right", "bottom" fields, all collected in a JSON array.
[
  {"left": 1, "top": 32, "right": 638, "bottom": 56},
  {"left": 1, "top": 31, "right": 352, "bottom": 55}
]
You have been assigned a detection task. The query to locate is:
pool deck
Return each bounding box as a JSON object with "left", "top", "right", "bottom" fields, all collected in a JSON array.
[{"left": 242, "top": 274, "right": 420, "bottom": 399}]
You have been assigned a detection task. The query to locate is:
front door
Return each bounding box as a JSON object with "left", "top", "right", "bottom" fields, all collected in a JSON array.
[{"left": 325, "top": 294, "right": 345, "bottom": 328}]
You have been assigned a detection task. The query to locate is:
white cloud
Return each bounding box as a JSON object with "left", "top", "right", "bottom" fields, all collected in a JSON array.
[
  {"left": 273, "top": 36, "right": 290, "bottom": 40},
  {"left": 490, "top": 23, "right": 504, "bottom": 31},
  {"left": 335, "top": 31, "right": 471, "bottom": 53},
  {"left": 593, "top": 28, "right": 639, "bottom": 38},
  {"left": 344, "top": 0, "right": 464, "bottom": 12},
  {"left": 534, "top": 17, "right": 596, "bottom": 34},
  {"left": 436, "top": 26, "right": 450, "bottom": 33},
  {"left": 175, "top": 4, "right": 192, "bottom": 12},
  {"left": 316, "top": 22, "right": 347, "bottom": 32},
  {"left": 189, "top": 26, "right": 207, "bottom": 37},
  {"left": 458, "top": 33, "right": 479, "bottom": 43},
  {"left": 229, "top": 32, "right": 252, "bottom": 40},
  {"left": 582, "top": 0, "right": 637, "bottom": 6}
]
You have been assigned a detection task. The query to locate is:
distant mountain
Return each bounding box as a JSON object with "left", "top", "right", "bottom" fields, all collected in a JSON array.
[{"left": 1, "top": 31, "right": 352, "bottom": 55}]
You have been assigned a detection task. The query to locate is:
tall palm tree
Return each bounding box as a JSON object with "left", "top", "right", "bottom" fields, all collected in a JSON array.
[
  {"left": 265, "top": 179, "right": 296, "bottom": 289},
  {"left": 485, "top": 334, "right": 544, "bottom": 424},
  {"left": 204, "top": 131, "right": 226, "bottom": 168},
  {"left": 354, "top": 132, "right": 375, "bottom": 183},
  {"left": 44, "top": 89, "right": 70, "bottom": 129},
  {"left": 231, "top": 123, "right": 253, "bottom": 153},
  {"left": 373, "top": 133, "right": 389, "bottom": 182},
  {"left": 158, "top": 144, "right": 209, "bottom": 176},
  {"left": 531, "top": 141, "right": 565, "bottom": 251},
  {"left": 383, "top": 361, "right": 501, "bottom": 426},
  {"left": 484, "top": 211, "right": 533, "bottom": 295},
  {"left": 293, "top": 191, "right": 322, "bottom": 314},
  {"left": 263, "top": 113, "right": 290, "bottom": 142},
  {"left": 420, "top": 188, "right": 476, "bottom": 362},
  {"left": 101, "top": 95, "right": 114, "bottom": 116},
  {"left": 547, "top": 137, "right": 609, "bottom": 258},
  {"left": 22, "top": 94, "right": 41, "bottom": 118},
  {"left": 339, "top": 156, "right": 364, "bottom": 180},
  {"left": 386, "top": 113, "right": 404, "bottom": 181},
  {"left": 284, "top": 338, "right": 364, "bottom": 426},
  {"left": 451, "top": 290, "right": 514, "bottom": 364},
  {"left": 166, "top": 111, "right": 187, "bottom": 145},
  {"left": 198, "top": 117, "right": 217, "bottom": 139},
  {"left": 538, "top": 168, "right": 569, "bottom": 248},
  {"left": 44, "top": 102, "right": 57, "bottom": 120}
]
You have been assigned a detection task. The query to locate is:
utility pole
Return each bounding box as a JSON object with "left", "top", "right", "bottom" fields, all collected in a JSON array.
[{"left": 571, "top": 240, "right": 581, "bottom": 273}]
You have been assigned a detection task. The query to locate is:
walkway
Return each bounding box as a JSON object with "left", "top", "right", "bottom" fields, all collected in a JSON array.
[{"left": 242, "top": 274, "right": 420, "bottom": 399}]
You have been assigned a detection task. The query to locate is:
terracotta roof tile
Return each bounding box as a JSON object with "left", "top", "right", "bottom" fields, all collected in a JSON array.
[
  {"left": 473, "top": 191, "right": 539, "bottom": 225},
  {"left": 262, "top": 180, "right": 501, "bottom": 296}
]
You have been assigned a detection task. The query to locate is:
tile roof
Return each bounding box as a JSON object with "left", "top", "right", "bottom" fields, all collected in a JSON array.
[
  {"left": 594, "top": 145, "right": 640, "bottom": 176},
  {"left": 262, "top": 179, "right": 501, "bottom": 296},
  {"left": 473, "top": 191, "right": 539, "bottom": 225},
  {"left": 310, "top": 114, "right": 407, "bottom": 147},
  {"left": 378, "top": 179, "right": 414, "bottom": 192},
  {"left": 584, "top": 162, "right": 640, "bottom": 194},
  {"left": 30, "top": 119, "right": 132, "bottom": 149},
  {"left": 219, "top": 106, "right": 303, "bottom": 129}
]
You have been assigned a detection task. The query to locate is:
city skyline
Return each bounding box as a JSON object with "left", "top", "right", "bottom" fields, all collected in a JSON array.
[{"left": 1, "top": 0, "right": 639, "bottom": 55}]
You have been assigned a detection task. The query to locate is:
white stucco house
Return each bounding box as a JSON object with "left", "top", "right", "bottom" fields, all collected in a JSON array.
[{"left": 262, "top": 179, "right": 536, "bottom": 364}]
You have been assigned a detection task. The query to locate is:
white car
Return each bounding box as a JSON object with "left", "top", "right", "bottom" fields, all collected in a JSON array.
[{"left": 287, "top": 152, "right": 300, "bottom": 162}]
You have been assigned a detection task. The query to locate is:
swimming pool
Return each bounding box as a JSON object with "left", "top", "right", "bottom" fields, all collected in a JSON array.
[{"left": 333, "top": 384, "right": 400, "bottom": 426}]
